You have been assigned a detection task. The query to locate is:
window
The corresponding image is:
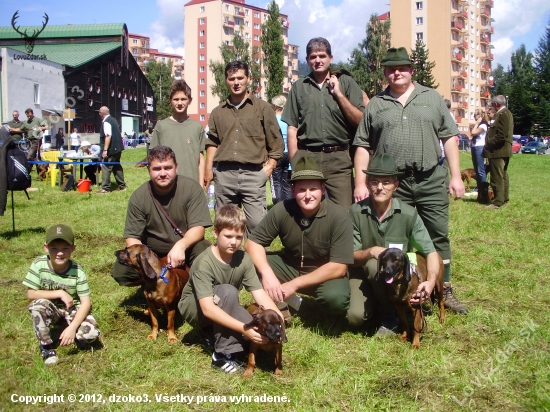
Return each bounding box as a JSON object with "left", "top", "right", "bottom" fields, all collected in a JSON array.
[
  {"left": 200, "top": 54, "right": 205, "bottom": 60},
  {"left": 133, "top": 48, "right": 138, "bottom": 53},
  {"left": 200, "top": 30, "right": 204, "bottom": 36},
  {"left": 200, "top": 102, "right": 205, "bottom": 109},
  {"left": 162, "top": 57, "right": 165, "bottom": 62},
  {"left": 254, "top": 34, "right": 259, "bottom": 41},
  {"left": 225, "top": 40, "right": 230, "bottom": 45},
  {"left": 224, "top": 28, "right": 230, "bottom": 35},
  {"left": 264, "top": 14, "right": 268, "bottom": 20},
  {"left": 200, "top": 6, "right": 205, "bottom": 13},
  {"left": 200, "top": 66, "right": 205, "bottom": 72},
  {"left": 133, "top": 39, "right": 138, "bottom": 44},
  {"left": 254, "top": 23, "right": 260, "bottom": 29},
  {"left": 416, "top": 32, "right": 423, "bottom": 40},
  {"left": 225, "top": 4, "right": 229, "bottom": 11},
  {"left": 245, "top": 21, "right": 249, "bottom": 27},
  {"left": 142, "top": 41, "right": 145, "bottom": 46},
  {"left": 142, "top": 49, "right": 146, "bottom": 53},
  {"left": 416, "top": 1, "right": 423, "bottom": 9},
  {"left": 245, "top": 32, "right": 250, "bottom": 38},
  {"left": 254, "top": 12, "right": 259, "bottom": 18},
  {"left": 235, "top": 18, "right": 240, "bottom": 25},
  {"left": 33, "top": 84, "right": 40, "bottom": 104},
  {"left": 416, "top": 17, "right": 423, "bottom": 25},
  {"left": 200, "top": 78, "right": 205, "bottom": 85},
  {"left": 200, "top": 18, "right": 205, "bottom": 25},
  {"left": 200, "top": 115, "right": 205, "bottom": 121},
  {"left": 245, "top": 9, "right": 249, "bottom": 16},
  {"left": 235, "top": 7, "right": 240, "bottom": 13},
  {"left": 200, "top": 42, "right": 205, "bottom": 49},
  {"left": 200, "top": 90, "right": 205, "bottom": 97}
]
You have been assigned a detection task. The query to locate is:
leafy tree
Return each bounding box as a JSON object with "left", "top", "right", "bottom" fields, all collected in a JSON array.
[
  {"left": 492, "top": 63, "right": 512, "bottom": 97},
  {"left": 261, "top": 1, "right": 285, "bottom": 101},
  {"left": 209, "top": 29, "right": 261, "bottom": 102},
  {"left": 346, "top": 13, "right": 391, "bottom": 97},
  {"left": 534, "top": 97, "right": 550, "bottom": 136},
  {"left": 297, "top": 60, "right": 309, "bottom": 78},
  {"left": 534, "top": 17, "right": 550, "bottom": 101},
  {"left": 410, "top": 39, "right": 439, "bottom": 89},
  {"left": 144, "top": 60, "right": 173, "bottom": 120},
  {"left": 507, "top": 45, "right": 537, "bottom": 135}
]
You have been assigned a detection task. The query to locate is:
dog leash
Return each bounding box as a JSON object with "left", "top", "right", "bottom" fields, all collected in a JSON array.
[
  {"left": 411, "top": 267, "right": 429, "bottom": 334},
  {"left": 159, "top": 265, "right": 171, "bottom": 284}
]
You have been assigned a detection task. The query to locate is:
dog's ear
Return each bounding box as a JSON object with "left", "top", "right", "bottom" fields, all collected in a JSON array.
[
  {"left": 243, "top": 317, "right": 259, "bottom": 331},
  {"left": 375, "top": 249, "right": 386, "bottom": 281},
  {"left": 404, "top": 252, "right": 411, "bottom": 283},
  {"left": 138, "top": 251, "right": 158, "bottom": 280},
  {"left": 278, "top": 313, "right": 288, "bottom": 343}
]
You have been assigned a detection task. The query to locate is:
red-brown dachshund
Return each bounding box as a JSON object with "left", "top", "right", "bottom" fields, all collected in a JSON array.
[
  {"left": 376, "top": 248, "right": 445, "bottom": 349},
  {"left": 242, "top": 304, "right": 287, "bottom": 377},
  {"left": 115, "top": 244, "right": 189, "bottom": 342}
]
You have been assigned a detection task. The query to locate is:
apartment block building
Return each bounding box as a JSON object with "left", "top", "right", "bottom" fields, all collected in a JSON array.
[
  {"left": 128, "top": 33, "right": 184, "bottom": 79},
  {"left": 184, "top": 0, "right": 299, "bottom": 127},
  {"left": 390, "top": 0, "right": 494, "bottom": 133}
]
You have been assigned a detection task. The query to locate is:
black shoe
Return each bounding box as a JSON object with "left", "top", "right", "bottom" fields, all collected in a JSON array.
[{"left": 211, "top": 352, "right": 245, "bottom": 374}]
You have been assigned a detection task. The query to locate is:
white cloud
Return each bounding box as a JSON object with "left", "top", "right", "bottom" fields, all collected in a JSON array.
[
  {"left": 492, "top": 37, "right": 515, "bottom": 68},
  {"left": 148, "top": 0, "right": 185, "bottom": 58}
]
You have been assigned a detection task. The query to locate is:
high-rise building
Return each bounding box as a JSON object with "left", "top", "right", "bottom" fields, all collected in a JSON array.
[
  {"left": 128, "top": 33, "right": 184, "bottom": 79},
  {"left": 184, "top": 0, "right": 299, "bottom": 127},
  {"left": 390, "top": 0, "right": 494, "bottom": 133}
]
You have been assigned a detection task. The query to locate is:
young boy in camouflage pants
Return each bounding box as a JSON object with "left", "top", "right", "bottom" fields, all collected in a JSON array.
[{"left": 23, "top": 224, "right": 100, "bottom": 365}]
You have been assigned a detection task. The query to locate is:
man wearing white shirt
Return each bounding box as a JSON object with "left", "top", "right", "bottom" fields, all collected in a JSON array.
[{"left": 98, "top": 106, "right": 126, "bottom": 193}]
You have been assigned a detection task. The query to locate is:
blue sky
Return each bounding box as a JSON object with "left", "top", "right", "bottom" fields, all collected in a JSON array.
[{"left": 1, "top": 0, "right": 548, "bottom": 68}]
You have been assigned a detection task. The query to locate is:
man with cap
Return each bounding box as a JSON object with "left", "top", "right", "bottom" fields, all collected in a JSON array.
[
  {"left": 80, "top": 141, "right": 101, "bottom": 185},
  {"left": 348, "top": 153, "right": 440, "bottom": 334},
  {"left": 353, "top": 47, "right": 467, "bottom": 314},
  {"left": 245, "top": 156, "right": 354, "bottom": 316}
]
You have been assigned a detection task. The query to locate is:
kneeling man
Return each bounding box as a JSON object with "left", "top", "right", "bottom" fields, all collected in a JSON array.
[
  {"left": 111, "top": 145, "right": 212, "bottom": 286},
  {"left": 348, "top": 154, "right": 439, "bottom": 335},
  {"left": 245, "top": 156, "right": 354, "bottom": 315}
]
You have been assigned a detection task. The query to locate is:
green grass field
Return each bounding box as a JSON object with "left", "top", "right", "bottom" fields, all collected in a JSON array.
[{"left": 1, "top": 148, "right": 549, "bottom": 411}]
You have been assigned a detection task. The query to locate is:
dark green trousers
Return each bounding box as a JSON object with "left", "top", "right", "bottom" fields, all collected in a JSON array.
[{"left": 488, "top": 157, "right": 509, "bottom": 207}]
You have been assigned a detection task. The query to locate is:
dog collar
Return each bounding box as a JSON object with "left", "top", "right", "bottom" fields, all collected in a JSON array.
[{"left": 159, "top": 265, "right": 170, "bottom": 283}]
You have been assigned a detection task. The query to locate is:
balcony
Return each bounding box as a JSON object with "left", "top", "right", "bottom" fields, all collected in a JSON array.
[
  {"left": 451, "top": 52, "right": 463, "bottom": 61},
  {"left": 480, "top": 35, "right": 490, "bottom": 44},
  {"left": 456, "top": 41, "right": 466, "bottom": 50},
  {"left": 486, "top": 52, "right": 494, "bottom": 60},
  {"left": 461, "top": 71, "right": 468, "bottom": 78},
  {"left": 283, "top": 87, "right": 289, "bottom": 93},
  {"left": 223, "top": 20, "right": 235, "bottom": 27},
  {"left": 451, "top": 21, "right": 463, "bottom": 30},
  {"left": 456, "top": 115, "right": 463, "bottom": 122},
  {"left": 237, "top": 11, "right": 245, "bottom": 16},
  {"left": 481, "top": 64, "right": 490, "bottom": 72},
  {"left": 462, "top": 101, "right": 468, "bottom": 108},
  {"left": 485, "top": 26, "right": 494, "bottom": 34},
  {"left": 284, "top": 44, "right": 289, "bottom": 49},
  {"left": 452, "top": 84, "right": 463, "bottom": 92},
  {"left": 484, "top": 0, "right": 494, "bottom": 7},
  {"left": 481, "top": 8, "right": 490, "bottom": 17}
]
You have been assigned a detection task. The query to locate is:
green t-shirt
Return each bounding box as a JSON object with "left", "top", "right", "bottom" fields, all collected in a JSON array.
[
  {"left": 20, "top": 116, "right": 48, "bottom": 140},
  {"left": 180, "top": 247, "right": 262, "bottom": 302},
  {"left": 22, "top": 255, "right": 90, "bottom": 308},
  {"left": 124, "top": 176, "right": 212, "bottom": 256},
  {"left": 150, "top": 117, "right": 205, "bottom": 183}
]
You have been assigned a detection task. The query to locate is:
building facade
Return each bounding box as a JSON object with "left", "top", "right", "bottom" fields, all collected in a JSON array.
[
  {"left": 390, "top": 0, "right": 494, "bottom": 133},
  {"left": 184, "top": 0, "right": 299, "bottom": 127}
]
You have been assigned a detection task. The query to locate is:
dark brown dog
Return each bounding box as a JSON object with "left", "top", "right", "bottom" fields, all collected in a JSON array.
[
  {"left": 376, "top": 248, "right": 445, "bottom": 349},
  {"left": 135, "top": 157, "right": 148, "bottom": 167},
  {"left": 461, "top": 168, "right": 477, "bottom": 190},
  {"left": 115, "top": 244, "right": 189, "bottom": 342},
  {"left": 37, "top": 164, "right": 49, "bottom": 180},
  {"left": 242, "top": 304, "right": 287, "bottom": 377}
]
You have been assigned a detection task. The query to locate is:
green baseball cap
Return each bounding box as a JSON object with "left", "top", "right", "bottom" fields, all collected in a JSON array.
[{"left": 45, "top": 224, "right": 74, "bottom": 245}]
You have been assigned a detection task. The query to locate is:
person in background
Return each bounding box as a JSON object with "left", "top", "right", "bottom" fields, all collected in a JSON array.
[
  {"left": 470, "top": 109, "right": 489, "bottom": 193},
  {"left": 9, "top": 108, "right": 49, "bottom": 174},
  {"left": 69, "top": 128, "right": 81, "bottom": 151},
  {"left": 97, "top": 106, "right": 126, "bottom": 194},
  {"left": 80, "top": 140, "right": 101, "bottom": 185},
  {"left": 270, "top": 95, "right": 292, "bottom": 204}
]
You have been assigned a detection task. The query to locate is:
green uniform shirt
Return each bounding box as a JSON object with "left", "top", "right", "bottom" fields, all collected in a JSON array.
[
  {"left": 7, "top": 119, "right": 24, "bottom": 139},
  {"left": 150, "top": 117, "right": 205, "bottom": 182},
  {"left": 23, "top": 255, "right": 90, "bottom": 308},
  {"left": 207, "top": 94, "right": 283, "bottom": 164},
  {"left": 248, "top": 199, "right": 354, "bottom": 269},
  {"left": 281, "top": 72, "right": 364, "bottom": 147},
  {"left": 20, "top": 117, "right": 48, "bottom": 140},
  {"left": 349, "top": 198, "right": 435, "bottom": 256},
  {"left": 124, "top": 176, "right": 212, "bottom": 256},
  {"left": 484, "top": 107, "right": 513, "bottom": 158},
  {"left": 180, "top": 248, "right": 262, "bottom": 303},
  {"left": 353, "top": 82, "right": 459, "bottom": 171}
]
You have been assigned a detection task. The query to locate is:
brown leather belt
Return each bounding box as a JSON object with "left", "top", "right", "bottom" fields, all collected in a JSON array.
[{"left": 299, "top": 144, "right": 348, "bottom": 153}]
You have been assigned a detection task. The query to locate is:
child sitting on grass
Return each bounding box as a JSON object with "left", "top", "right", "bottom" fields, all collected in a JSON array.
[
  {"left": 23, "top": 224, "right": 100, "bottom": 365},
  {"left": 178, "top": 204, "right": 282, "bottom": 373}
]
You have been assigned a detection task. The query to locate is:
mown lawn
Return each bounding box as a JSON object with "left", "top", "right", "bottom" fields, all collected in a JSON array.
[{"left": 0, "top": 148, "right": 549, "bottom": 411}]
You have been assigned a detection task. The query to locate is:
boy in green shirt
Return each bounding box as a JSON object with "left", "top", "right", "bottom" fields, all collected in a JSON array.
[
  {"left": 23, "top": 224, "right": 100, "bottom": 365},
  {"left": 178, "top": 205, "right": 282, "bottom": 373}
]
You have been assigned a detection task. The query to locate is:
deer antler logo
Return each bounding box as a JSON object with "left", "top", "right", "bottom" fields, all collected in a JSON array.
[{"left": 11, "top": 11, "right": 49, "bottom": 54}]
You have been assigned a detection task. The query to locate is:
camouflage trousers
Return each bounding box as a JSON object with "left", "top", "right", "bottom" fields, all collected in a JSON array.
[{"left": 28, "top": 299, "right": 100, "bottom": 346}]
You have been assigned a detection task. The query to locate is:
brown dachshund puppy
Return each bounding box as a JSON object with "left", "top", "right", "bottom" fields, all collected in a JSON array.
[
  {"left": 461, "top": 168, "right": 477, "bottom": 190},
  {"left": 376, "top": 248, "right": 445, "bottom": 349},
  {"left": 242, "top": 304, "right": 287, "bottom": 377},
  {"left": 115, "top": 244, "right": 189, "bottom": 343}
]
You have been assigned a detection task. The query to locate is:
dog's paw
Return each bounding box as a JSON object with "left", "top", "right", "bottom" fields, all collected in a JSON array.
[
  {"left": 167, "top": 335, "right": 178, "bottom": 343},
  {"left": 242, "top": 369, "right": 254, "bottom": 378},
  {"left": 400, "top": 331, "right": 408, "bottom": 341},
  {"left": 147, "top": 333, "right": 158, "bottom": 340},
  {"left": 274, "top": 368, "right": 283, "bottom": 376}
]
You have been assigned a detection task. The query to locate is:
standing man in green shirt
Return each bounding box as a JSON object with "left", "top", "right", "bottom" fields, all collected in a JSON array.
[
  {"left": 353, "top": 47, "right": 467, "bottom": 314},
  {"left": 245, "top": 156, "right": 354, "bottom": 317},
  {"left": 7, "top": 110, "right": 24, "bottom": 140},
  {"left": 9, "top": 108, "right": 49, "bottom": 174},
  {"left": 205, "top": 61, "right": 283, "bottom": 235},
  {"left": 282, "top": 37, "right": 364, "bottom": 209},
  {"left": 348, "top": 154, "right": 440, "bottom": 334}
]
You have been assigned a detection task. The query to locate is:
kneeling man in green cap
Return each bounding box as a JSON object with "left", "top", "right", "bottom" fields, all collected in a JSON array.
[
  {"left": 246, "top": 156, "right": 354, "bottom": 316},
  {"left": 348, "top": 153, "right": 440, "bottom": 335}
]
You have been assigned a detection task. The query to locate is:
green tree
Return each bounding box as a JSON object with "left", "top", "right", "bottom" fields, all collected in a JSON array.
[
  {"left": 297, "top": 60, "right": 309, "bottom": 78},
  {"left": 534, "top": 97, "right": 550, "bottom": 136},
  {"left": 410, "top": 39, "right": 439, "bottom": 89},
  {"left": 508, "top": 45, "right": 537, "bottom": 135},
  {"left": 209, "top": 29, "right": 261, "bottom": 102},
  {"left": 346, "top": 13, "right": 391, "bottom": 96},
  {"left": 534, "top": 17, "right": 550, "bottom": 101},
  {"left": 492, "top": 63, "right": 512, "bottom": 97},
  {"left": 144, "top": 60, "right": 173, "bottom": 120},
  {"left": 261, "top": 1, "right": 285, "bottom": 101}
]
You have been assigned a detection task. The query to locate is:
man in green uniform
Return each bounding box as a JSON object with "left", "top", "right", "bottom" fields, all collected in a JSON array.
[
  {"left": 7, "top": 110, "right": 24, "bottom": 140},
  {"left": 282, "top": 37, "right": 364, "bottom": 210},
  {"left": 348, "top": 154, "right": 440, "bottom": 334},
  {"left": 9, "top": 108, "right": 49, "bottom": 173},
  {"left": 111, "top": 145, "right": 211, "bottom": 286},
  {"left": 353, "top": 47, "right": 467, "bottom": 314},
  {"left": 245, "top": 156, "right": 354, "bottom": 316}
]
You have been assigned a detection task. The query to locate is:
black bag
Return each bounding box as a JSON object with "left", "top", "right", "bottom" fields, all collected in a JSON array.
[
  {"left": 6, "top": 145, "right": 31, "bottom": 191},
  {"left": 61, "top": 174, "right": 74, "bottom": 191}
]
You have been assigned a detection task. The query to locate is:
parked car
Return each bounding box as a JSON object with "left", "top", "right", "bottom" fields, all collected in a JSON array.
[
  {"left": 521, "top": 141, "right": 546, "bottom": 154},
  {"left": 512, "top": 140, "right": 521, "bottom": 154},
  {"left": 519, "top": 136, "right": 532, "bottom": 146}
]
